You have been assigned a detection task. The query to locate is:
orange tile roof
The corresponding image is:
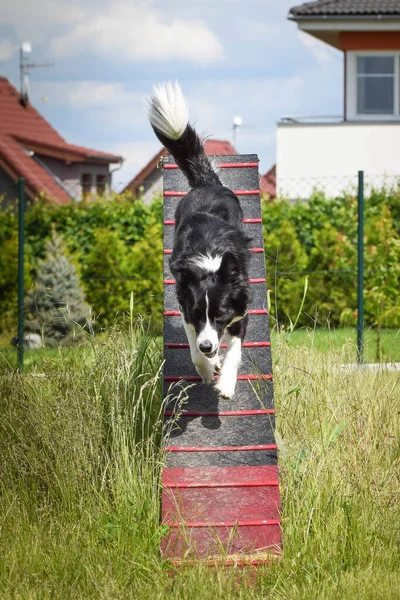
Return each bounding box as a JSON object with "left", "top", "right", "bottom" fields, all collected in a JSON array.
[
  {"left": 124, "top": 139, "right": 238, "bottom": 195},
  {"left": 0, "top": 77, "right": 121, "bottom": 203},
  {"left": 260, "top": 164, "right": 276, "bottom": 199}
]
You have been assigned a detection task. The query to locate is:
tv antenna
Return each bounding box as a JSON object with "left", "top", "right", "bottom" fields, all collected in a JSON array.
[
  {"left": 232, "top": 115, "right": 242, "bottom": 147},
  {"left": 19, "top": 42, "right": 53, "bottom": 106},
  {"left": 232, "top": 115, "right": 257, "bottom": 148}
]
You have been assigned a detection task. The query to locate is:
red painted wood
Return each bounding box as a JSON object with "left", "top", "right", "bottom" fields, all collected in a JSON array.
[
  {"left": 164, "top": 247, "right": 264, "bottom": 254},
  {"left": 164, "top": 162, "right": 259, "bottom": 169},
  {"left": 164, "top": 218, "right": 261, "bottom": 225},
  {"left": 163, "top": 309, "right": 268, "bottom": 316},
  {"left": 162, "top": 523, "right": 281, "bottom": 558},
  {"left": 164, "top": 190, "right": 260, "bottom": 197},
  {"left": 163, "top": 488, "right": 280, "bottom": 523},
  {"left": 165, "top": 444, "right": 277, "bottom": 453},
  {"left": 167, "top": 519, "right": 280, "bottom": 528},
  {"left": 163, "top": 466, "right": 279, "bottom": 488},
  {"left": 164, "top": 374, "right": 273, "bottom": 382},
  {"left": 164, "top": 341, "right": 270, "bottom": 349},
  {"left": 164, "top": 409, "right": 275, "bottom": 417},
  {"left": 172, "top": 554, "right": 280, "bottom": 567},
  {"left": 164, "top": 278, "right": 266, "bottom": 285}
]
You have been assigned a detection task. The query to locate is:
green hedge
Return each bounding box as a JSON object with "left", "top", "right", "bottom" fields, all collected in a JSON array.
[
  {"left": 262, "top": 188, "right": 400, "bottom": 329},
  {"left": 0, "top": 187, "right": 399, "bottom": 337},
  {"left": 0, "top": 193, "right": 163, "bottom": 334}
]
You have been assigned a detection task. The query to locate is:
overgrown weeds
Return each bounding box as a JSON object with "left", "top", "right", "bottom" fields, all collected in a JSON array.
[{"left": 0, "top": 322, "right": 399, "bottom": 598}]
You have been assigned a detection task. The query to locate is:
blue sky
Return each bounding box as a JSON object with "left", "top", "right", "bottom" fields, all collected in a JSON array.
[{"left": 0, "top": 0, "right": 343, "bottom": 189}]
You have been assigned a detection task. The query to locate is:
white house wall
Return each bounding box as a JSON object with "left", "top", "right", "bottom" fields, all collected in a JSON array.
[
  {"left": 276, "top": 121, "right": 400, "bottom": 199},
  {"left": 36, "top": 155, "right": 112, "bottom": 201}
]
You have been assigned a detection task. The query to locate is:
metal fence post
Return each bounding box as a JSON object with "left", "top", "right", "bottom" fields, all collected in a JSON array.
[
  {"left": 357, "top": 170, "right": 364, "bottom": 364},
  {"left": 17, "top": 177, "right": 25, "bottom": 370}
]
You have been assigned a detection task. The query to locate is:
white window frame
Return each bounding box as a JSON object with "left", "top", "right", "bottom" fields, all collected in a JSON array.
[{"left": 346, "top": 51, "right": 400, "bottom": 121}]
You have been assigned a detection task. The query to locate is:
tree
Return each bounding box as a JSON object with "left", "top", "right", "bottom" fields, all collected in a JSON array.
[
  {"left": 26, "top": 229, "right": 91, "bottom": 345},
  {"left": 364, "top": 205, "right": 400, "bottom": 359},
  {"left": 83, "top": 227, "right": 133, "bottom": 327},
  {"left": 263, "top": 212, "right": 308, "bottom": 328}
]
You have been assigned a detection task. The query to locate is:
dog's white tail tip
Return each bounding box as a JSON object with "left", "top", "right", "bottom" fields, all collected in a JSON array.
[{"left": 146, "top": 81, "right": 189, "bottom": 141}]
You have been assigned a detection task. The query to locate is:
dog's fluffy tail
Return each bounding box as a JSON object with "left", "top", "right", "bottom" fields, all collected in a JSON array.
[{"left": 146, "top": 81, "right": 221, "bottom": 188}]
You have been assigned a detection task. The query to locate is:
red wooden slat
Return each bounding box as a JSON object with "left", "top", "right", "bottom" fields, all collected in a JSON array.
[
  {"left": 164, "top": 162, "right": 259, "bottom": 169},
  {"left": 164, "top": 409, "right": 275, "bottom": 417},
  {"left": 164, "top": 190, "right": 260, "bottom": 197},
  {"left": 164, "top": 374, "right": 273, "bottom": 382},
  {"left": 163, "top": 309, "right": 268, "bottom": 316},
  {"left": 163, "top": 465, "right": 279, "bottom": 488},
  {"left": 164, "top": 218, "right": 261, "bottom": 225},
  {"left": 164, "top": 278, "right": 265, "bottom": 285},
  {"left": 165, "top": 444, "right": 277, "bottom": 452},
  {"left": 164, "top": 247, "right": 264, "bottom": 254},
  {"left": 171, "top": 554, "right": 280, "bottom": 567},
  {"left": 165, "top": 479, "right": 278, "bottom": 489},
  {"left": 163, "top": 524, "right": 282, "bottom": 557},
  {"left": 164, "top": 341, "right": 270, "bottom": 348},
  {"left": 166, "top": 519, "right": 280, "bottom": 528},
  {"left": 164, "top": 479, "right": 278, "bottom": 489}
]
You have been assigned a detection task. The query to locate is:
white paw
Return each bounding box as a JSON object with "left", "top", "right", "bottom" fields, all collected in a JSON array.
[
  {"left": 193, "top": 352, "right": 221, "bottom": 384},
  {"left": 214, "top": 369, "right": 237, "bottom": 399},
  {"left": 194, "top": 362, "right": 214, "bottom": 384},
  {"left": 211, "top": 355, "right": 222, "bottom": 374}
]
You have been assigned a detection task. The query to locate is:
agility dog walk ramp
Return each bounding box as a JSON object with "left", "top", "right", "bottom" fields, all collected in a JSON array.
[{"left": 162, "top": 154, "right": 281, "bottom": 564}]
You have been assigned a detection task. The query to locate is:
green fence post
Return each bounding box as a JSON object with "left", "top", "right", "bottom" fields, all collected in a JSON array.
[
  {"left": 17, "top": 177, "right": 25, "bottom": 371},
  {"left": 357, "top": 170, "right": 364, "bottom": 364}
]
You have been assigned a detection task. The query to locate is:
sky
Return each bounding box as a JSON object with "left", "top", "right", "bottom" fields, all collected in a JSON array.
[{"left": 0, "top": 0, "right": 343, "bottom": 190}]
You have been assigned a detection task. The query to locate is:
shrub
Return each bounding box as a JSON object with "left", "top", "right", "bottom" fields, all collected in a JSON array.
[
  {"left": 83, "top": 228, "right": 133, "bottom": 327},
  {"left": 25, "top": 229, "right": 91, "bottom": 345}
]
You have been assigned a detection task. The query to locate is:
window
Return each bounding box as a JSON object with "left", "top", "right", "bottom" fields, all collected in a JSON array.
[
  {"left": 357, "top": 56, "right": 395, "bottom": 115},
  {"left": 81, "top": 173, "right": 92, "bottom": 200},
  {"left": 96, "top": 174, "right": 107, "bottom": 195}
]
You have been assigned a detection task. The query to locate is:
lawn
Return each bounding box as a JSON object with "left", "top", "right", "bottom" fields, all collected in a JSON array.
[
  {"left": 1, "top": 327, "right": 399, "bottom": 372},
  {"left": 280, "top": 326, "right": 400, "bottom": 364},
  {"left": 0, "top": 322, "right": 399, "bottom": 599}
]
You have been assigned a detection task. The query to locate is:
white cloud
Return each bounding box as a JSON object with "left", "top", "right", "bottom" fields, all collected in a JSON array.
[
  {"left": 109, "top": 141, "right": 160, "bottom": 190},
  {"left": 0, "top": 0, "right": 86, "bottom": 43},
  {"left": 51, "top": 0, "right": 223, "bottom": 64},
  {"left": 0, "top": 40, "right": 16, "bottom": 61},
  {"left": 66, "top": 82, "right": 141, "bottom": 109}
]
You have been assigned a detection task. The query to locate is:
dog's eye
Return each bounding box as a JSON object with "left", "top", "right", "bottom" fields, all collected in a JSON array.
[{"left": 191, "top": 309, "right": 204, "bottom": 323}]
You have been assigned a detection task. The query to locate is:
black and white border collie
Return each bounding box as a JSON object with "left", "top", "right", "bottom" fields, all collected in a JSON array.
[{"left": 147, "top": 82, "right": 251, "bottom": 399}]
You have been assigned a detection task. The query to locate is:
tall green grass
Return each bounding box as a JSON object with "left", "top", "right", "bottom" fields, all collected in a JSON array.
[{"left": 0, "top": 322, "right": 399, "bottom": 599}]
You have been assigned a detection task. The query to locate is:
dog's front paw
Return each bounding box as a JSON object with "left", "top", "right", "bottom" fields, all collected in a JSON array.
[
  {"left": 195, "top": 364, "right": 214, "bottom": 384},
  {"left": 212, "top": 355, "right": 222, "bottom": 375},
  {"left": 214, "top": 369, "right": 237, "bottom": 399}
]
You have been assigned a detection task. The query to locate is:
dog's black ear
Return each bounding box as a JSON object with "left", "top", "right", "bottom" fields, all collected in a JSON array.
[
  {"left": 217, "top": 251, "right": 241, "bottom": 282},
  {"left": 170, "top": 258, "right": 194, "bottom": 282}
]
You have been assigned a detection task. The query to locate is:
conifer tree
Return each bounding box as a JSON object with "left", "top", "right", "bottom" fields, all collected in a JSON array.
[{"left": 26, "top": 228, "right": 91, "bottom": 344}]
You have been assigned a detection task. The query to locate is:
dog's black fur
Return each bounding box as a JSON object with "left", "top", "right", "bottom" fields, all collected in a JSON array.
[{"left": 154, "top": 123, "right": 251, "bottom": 344}]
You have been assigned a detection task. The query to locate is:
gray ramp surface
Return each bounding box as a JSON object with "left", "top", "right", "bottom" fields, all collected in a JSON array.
[{"left": 161, "top": 154, "right": 281, "bottom": 562}]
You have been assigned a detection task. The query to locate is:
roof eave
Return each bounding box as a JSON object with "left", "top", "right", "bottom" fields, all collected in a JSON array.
[
  {"left": 86, "top": 154, "right": 123, "bottom": 163},
  {"left": 289, "top": 14, "right": 400, "bottom": 21}
]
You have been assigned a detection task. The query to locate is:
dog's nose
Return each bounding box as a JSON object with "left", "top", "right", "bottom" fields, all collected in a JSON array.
[{"left": 199, "top": 341, "right": 213, "bottom": 354}]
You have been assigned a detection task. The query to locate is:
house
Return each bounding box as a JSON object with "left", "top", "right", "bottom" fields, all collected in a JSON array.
[
  {"left": 0, "top": 77, "right": 122, "bottom": 205},
  {"left": 277, "top": 0, "right": 400, "bottom": 199},
  {"left": 124, "top": 140, "right": 276, "bottom": 203}
]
